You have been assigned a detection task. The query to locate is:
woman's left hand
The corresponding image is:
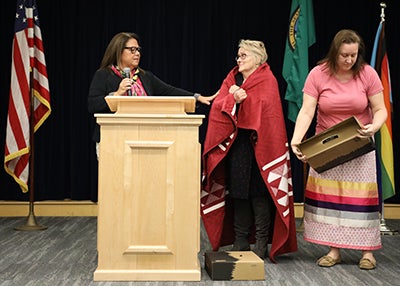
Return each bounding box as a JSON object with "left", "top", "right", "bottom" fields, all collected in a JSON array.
[
  {"left": 197, "top": 90, "right": 219, "bottom": 105},
  {"left": 357, "top": 124, "right": 376, "bottom": 138}
]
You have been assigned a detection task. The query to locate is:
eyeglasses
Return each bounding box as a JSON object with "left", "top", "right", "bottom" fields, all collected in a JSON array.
[
  {"left": 124, "top": 46, "right": 141, "bottom": 54},
  {"left": 235, "top": 53, "right": 249, "bottom": 61}
]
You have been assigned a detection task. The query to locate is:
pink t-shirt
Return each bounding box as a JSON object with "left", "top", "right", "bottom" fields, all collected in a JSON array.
[{"left": 303, "top": 63, "right": 383, "bottom": 134}]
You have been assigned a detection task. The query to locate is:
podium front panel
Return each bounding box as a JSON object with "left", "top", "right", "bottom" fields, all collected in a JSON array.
[{"left": 94, "top": 113, "right": 203, "bottom": 281}]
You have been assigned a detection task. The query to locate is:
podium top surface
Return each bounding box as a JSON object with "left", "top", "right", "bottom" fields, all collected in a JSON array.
[{"left": 105, "top": 96, "right": 196, "bottom": 114}]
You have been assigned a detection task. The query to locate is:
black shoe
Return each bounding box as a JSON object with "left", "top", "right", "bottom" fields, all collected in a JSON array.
[
  {"left": 231, "top": 238, "right": 250, "bottom": 251},
  {"left": 251, "top": 196, "right": 274, "bottom": 260},
  {"left": 252, "top": 243, "right": 268, "bottom": 259}
]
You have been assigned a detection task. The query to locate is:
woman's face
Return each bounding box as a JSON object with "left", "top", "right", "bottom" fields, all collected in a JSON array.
[
  {"left": 236, "top": 47, "right": 258, "bottom": 75},
  {"left": 336, "top": 43, "right": 358, "bottom": 72},
  {"left": 120, "top": 38, "right": 141, "bottom": 69}
]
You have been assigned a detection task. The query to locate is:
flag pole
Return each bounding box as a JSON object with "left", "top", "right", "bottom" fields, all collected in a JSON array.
[
  {"left": 14, "top": 68, "right": 47, "bottom": 231},
  {"left": 380, "top": 2, "right": 386, "bottom": 22},
  {"left": 375, "top": 2, "right": 398, "bottom": 236}
]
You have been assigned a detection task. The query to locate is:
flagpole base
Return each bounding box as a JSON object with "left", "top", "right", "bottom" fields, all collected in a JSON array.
[
  {"left": 380, "top": 219, "right": 399, "bottom": 236},
  {"left": 14, "top": 213, "right": 48, "bottom": 231}
]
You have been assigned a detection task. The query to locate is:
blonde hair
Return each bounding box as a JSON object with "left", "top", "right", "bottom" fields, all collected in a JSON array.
[{"left": 238, "top": 39, "right": 268, "bottom": 64}]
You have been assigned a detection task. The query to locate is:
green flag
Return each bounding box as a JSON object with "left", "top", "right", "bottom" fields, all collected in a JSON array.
[{"left": 282, "top": 0, "right": 316, "bottom": 122}]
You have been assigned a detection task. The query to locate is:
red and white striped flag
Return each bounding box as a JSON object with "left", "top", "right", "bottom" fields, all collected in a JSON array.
[{"left": 4, "top": 0, "right": 51, "bottom": 193}]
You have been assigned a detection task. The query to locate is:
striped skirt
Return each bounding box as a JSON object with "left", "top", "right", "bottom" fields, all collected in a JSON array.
[{"left": 303, "top": 151, "right": 382, "bottom": 250}]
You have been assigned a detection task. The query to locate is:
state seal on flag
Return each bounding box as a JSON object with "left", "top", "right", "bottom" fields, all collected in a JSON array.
[{"left": 288, "top": 6, "right": 300, "bottom": 51}]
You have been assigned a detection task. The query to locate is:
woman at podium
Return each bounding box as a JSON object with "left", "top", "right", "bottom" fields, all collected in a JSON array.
[{"left": 88, "top": 32, "right": 216, "bottom": 155}]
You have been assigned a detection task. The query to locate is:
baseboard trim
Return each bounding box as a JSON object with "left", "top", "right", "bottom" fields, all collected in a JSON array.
[
  {"left": 1, "top": 201, "right": 399, "bottom": 219},
  {"left": 0, "top": 200, "right": 98, "bottom": 217}
]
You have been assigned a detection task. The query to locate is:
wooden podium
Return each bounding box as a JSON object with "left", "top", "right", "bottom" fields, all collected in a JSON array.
[{"left": 94, "top": 96, "right": 204, "bottom": 281}]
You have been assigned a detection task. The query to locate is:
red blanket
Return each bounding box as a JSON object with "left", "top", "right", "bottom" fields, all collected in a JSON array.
[{"left": 201, "top": 63, "right": 297, "bottom": 262}]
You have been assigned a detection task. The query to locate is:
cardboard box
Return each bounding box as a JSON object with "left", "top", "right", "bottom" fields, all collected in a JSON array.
[
  {"left": 298, "top": 116, "right": 375, "bottom": 173},
  {"left": 205, "top": 251, "right": 265, "bottom": 281}
]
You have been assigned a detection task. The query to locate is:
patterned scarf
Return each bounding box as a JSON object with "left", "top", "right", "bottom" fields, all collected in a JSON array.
[{"left": 111, "top": 65, "right": 146, "bottom": 96}]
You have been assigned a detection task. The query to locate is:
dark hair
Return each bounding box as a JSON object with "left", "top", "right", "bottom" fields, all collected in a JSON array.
[
  {"left": 318, "top": 29, "right": 366, "bottom": 76},
  {"left": 99, "top": 32, "right": 141, "bottom": 69}
]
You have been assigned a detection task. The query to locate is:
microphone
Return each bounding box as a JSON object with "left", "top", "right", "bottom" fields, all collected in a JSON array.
[{"left": 123, "top": 67, "right": 132, "bottom": 96}]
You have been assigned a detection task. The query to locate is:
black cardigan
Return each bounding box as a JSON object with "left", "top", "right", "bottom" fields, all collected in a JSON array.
[{"left": 88, "top": 67, "right": 194, "bottom": 142}]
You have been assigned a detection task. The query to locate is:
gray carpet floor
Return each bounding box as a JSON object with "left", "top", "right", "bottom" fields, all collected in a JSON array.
[{"left": 0, "top": 217, "right": 399, "bottom": 286}]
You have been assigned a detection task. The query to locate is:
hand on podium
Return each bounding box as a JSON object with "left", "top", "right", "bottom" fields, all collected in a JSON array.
[{"left": 197, "top": 90, "right": 219, "bottom": 105}]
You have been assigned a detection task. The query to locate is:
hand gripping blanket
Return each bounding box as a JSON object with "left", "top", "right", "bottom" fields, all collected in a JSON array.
[{"left": 201, "top": 63, "right": 297, "bottom": 262}]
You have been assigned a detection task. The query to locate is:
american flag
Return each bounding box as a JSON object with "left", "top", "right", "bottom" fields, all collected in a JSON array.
[{"left": 4, "top": 0, "right": 51, "bottom": 193}]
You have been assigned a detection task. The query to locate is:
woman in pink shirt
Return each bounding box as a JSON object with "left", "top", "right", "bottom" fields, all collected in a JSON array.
[{"left": 291, "top": 29, "right": 387, "bottom": 270}]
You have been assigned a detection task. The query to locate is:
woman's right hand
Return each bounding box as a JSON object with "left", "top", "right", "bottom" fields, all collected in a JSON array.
[
  {"left": 230, "top": 86, "right": 247, "bottom": 103},
  {"left": 291, "top": 143, "right": 307, "bottom": 162},
  {"left": 116, "top": 78, "right": 132, "bottom": 95}
]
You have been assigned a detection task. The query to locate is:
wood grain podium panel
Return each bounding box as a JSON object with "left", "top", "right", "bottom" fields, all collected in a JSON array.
[
  {"left": 94, "top": 111, "right": 203, "bottom": 281},
  {"left": 123, "top": 140, "right": 174, "bottom": 255}
]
